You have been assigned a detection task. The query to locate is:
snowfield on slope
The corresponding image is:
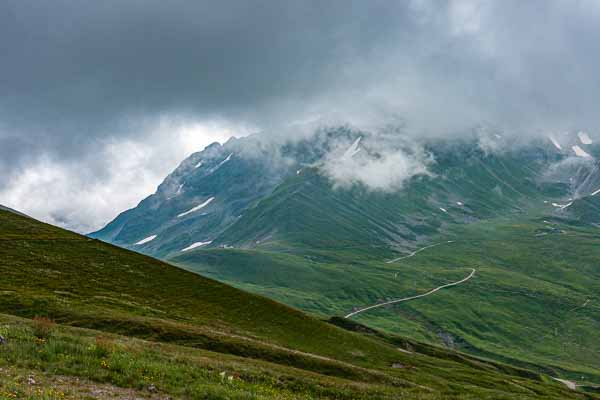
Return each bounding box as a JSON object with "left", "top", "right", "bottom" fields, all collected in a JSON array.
[
  {"left": 177, "top": 197, "right": 215, "bottom": 218},
  {"left": 549, "top": 136, "right": 562, "bottom": 150},
  {"left": 342, "top": 137, "right": 362, "bottom": 159},
  {"left": 572, "top": 145, "right": 592, "bottom": 158},
  {"left": 181, "top": 241, "right": 212, "bottom": 252},
  {"left": 552, "top": 202, "right": 573, "bottom": 209},
  {"left": 210, "top": 153, "right": 233, "bottom": 173},
  {"left": 578, "top": 131, "right": 593, "bottom": 145},
  {"left": 134, "top": 235, "right": 157, "bottom": 245}
]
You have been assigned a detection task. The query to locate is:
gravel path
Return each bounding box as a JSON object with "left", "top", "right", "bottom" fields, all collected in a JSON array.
[{"left": 345, "top": 268, "right": 476, "bottom": 318}]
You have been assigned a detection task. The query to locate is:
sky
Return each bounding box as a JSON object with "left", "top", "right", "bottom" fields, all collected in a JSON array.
[{"left": 2, "top": 0, "right": 600, "bottom": 232}]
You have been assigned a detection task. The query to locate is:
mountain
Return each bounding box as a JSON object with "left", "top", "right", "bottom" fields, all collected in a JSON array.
[
  {"left": 90, "top": 137, "right": 295, "bottom": 257},
  {"left": 92, "top": 127, "right": 600, "bottom": 390},
  {"left": 93, "top": 128, "right": 600, "bottom": 256},
  {"left": 3, "top": 208, "right": 593, "bottom": 398}
]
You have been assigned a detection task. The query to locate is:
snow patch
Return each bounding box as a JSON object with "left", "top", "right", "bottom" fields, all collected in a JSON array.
[
  {"left": 552, "top": 202, "right": 573, "bottom": 209},
  {"left": 135, "top": 235, "right": 157, "bottom": 245},
  {"left": 578, "top": 131, "right": 593, "bottom": 145},
  {"left": 181, "top": 241, "right": 212, "bottom": 252},
  {"left": 211, "top": 153, "right": 233, "bottom": 172},
  {"left": 572, "top": 145, "right": 592, "bottom": 158},
  {"left": 549, "top": 136, "right": 562, "bottom": 150},
  {"left": 166, "top": 183, "right": 184, "bottom": 200},
  {"left": 177, "top": 197, "right": 215, "bottom": 218},
  {"left": 342, "top": 137, "right": 362, "bottom": 159}
]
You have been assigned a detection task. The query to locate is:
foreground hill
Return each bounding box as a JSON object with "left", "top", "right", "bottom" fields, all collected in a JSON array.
[{"left": 0, "top": 209, "right": 594, "bottom": 399}]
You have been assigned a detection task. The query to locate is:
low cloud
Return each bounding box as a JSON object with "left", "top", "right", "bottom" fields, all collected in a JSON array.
[
  {"left": 0, "top": 119, "right": 236, "bottom": 232},
  {"left": 320, "top": 128, "right": 433, "bottom": 191}
]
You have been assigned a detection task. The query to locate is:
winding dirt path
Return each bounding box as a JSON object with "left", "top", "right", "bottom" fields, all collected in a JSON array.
[
  {"left": 385, "top": 241, "right": 454, "bottom": 263},
  {"left": 345, "top": 268, "right": 476, "bottom": 318}
]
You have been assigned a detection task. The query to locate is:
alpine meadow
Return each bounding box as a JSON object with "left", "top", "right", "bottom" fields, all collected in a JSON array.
[{"left": 2, "top": 1, "right": 600, "bottom": 399}]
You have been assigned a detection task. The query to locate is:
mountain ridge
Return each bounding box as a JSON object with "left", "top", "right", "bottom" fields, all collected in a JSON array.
[{"left": 93, "top": 129, "right": 600, "bottom": 257}]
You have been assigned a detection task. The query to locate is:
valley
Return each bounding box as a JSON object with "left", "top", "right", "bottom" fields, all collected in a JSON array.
[
  {"left": 24, "top": 128, "right": 600, "bottom": 396},
  {"left": 172, "top": 214, "right": 600, "bottom": 387},
  {"left": 2, "top": 208, "right": 593, "bottom": 399}
]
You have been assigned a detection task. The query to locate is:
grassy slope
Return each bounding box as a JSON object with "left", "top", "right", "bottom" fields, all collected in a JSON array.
[
  {"left": 167, "top": 145, "right": 600, "bottom": 386},
  {"left": 352, "top": 216, "right": 600, "bottom": 381},
  {"left": 209, "top": 145, "right": 563, "bottom": 252},
  {"left": 173, "top": 215, "right": 600, "bottom": 387},
  {"left": 569, "top": 195, "right": 600, "bottom": 224},
  {"left": 0, "top": 209, "right": 590, "bottom": 399}
]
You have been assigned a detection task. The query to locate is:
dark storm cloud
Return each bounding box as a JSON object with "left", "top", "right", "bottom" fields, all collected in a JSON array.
[
  {"left": 0, "top": 1, "right": 400, "bottom": 135},
  {"left": 0, "top": 0, "right": 412, "bottom": 181},
  {"left": 2, "top": 0, "right": 600, "bottom": 230},
  {"left": 3, "top": 1, "right": 600, "bottom": 153}
]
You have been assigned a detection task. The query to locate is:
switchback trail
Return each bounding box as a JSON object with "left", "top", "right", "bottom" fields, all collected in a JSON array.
[{"left": 345, "top": 268, "right": 476, "bottom": 318}]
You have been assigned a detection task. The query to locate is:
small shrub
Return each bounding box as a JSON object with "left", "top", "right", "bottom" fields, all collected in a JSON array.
[{"left": 31, "top": 316, "right": 55, "bottom": 340}]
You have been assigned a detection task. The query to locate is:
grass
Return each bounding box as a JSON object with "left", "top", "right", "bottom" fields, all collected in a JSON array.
[
  {"left": 0, "top": 208, "right": 595, "bottom": 398},
  {"left": 0, "top": 313, "right": 592, "bottom": 400},
  {"left": 0, "top": 315, "right": 377, "bottom": 400},
  {"left": 172, "top": 213, "right": 600, "bottom": 386}
]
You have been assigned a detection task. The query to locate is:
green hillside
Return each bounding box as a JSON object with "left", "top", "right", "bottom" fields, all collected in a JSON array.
[
  {"left": 172, "top": 214, "right": 600, "bottom": 387},
  {"left": 569, "top": 194, "right": 600, "bottom": 225},
  {"left": 0, "top": 208, "right": 594, "bottom": 399},
  {"left": 162, "top": 137, "right": 600, "bottom": 388},
  {"left": 206, "top": 141, "right": 565, "bottom": 251}
]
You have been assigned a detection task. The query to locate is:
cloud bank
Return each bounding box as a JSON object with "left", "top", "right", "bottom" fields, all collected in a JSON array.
[
  {"left": 2, "top": 0, "right": 600, "bottom": 230},
  {"left": 320, "top": 129, "right": 433, "bottom": 192}
]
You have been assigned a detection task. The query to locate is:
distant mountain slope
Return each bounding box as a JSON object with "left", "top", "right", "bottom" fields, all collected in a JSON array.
[
  {"left": 93, "top": 129, "right": 599, "bottom": 258},
  {"left": 89, "top": 137, "right": 301, "bottom": 257},
  {"left": 568, "top": 192, "right": 600, "bottom": 225},
  {"left": 209, "top": 139, "right": 568, "bottom": 250},
  {"left": 1, "top": 208, "right": 589, "bottom": 399},
  {"left": 0, "top": 204, "right": 28, "bottom": 217}
]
